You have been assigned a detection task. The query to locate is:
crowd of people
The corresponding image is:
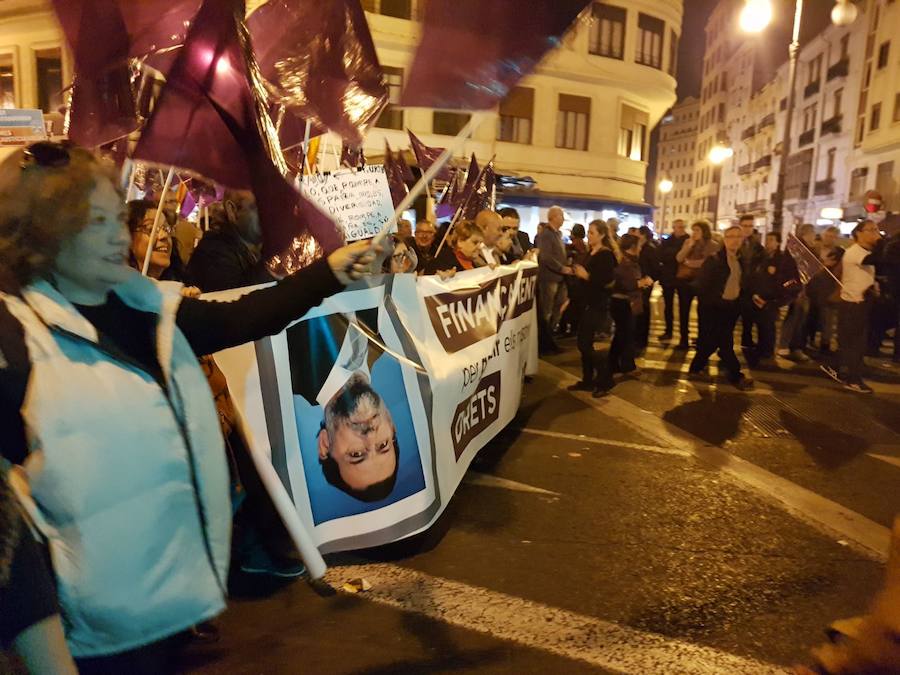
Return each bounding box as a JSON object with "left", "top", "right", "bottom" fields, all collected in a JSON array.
[
  {"left": 1, "top": 141, "right": 899, "bottom": 673},
  {"left": 536, "top": 210, "right": 899, "bottom": 397}
]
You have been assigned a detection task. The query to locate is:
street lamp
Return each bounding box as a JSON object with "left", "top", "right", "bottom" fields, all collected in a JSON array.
[
  {"left": 708, "top": 143, "right": 733, "bottom": 228},
  {"left": 738, "top": 0, "right": 858, "bottom": 234},
  {"left": 658, "top": 178, "right": 673, "bottom": 232}
]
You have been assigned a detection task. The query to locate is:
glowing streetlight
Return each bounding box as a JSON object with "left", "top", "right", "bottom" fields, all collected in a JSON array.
[
  {"left": 831, "top": 0, "right": 858, "bottom": 26},
  {"left": 658, "top": 178, "right": 673, "bottom": 232},
  {"left": 739, "top": 0, "right": 773, "bottom": 33},
  {"left": 708, "top": 144, "right": 734, "bottom": 166}
]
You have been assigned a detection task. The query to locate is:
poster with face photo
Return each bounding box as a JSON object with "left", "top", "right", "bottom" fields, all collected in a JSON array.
[{"left": 212, "top": 261, "right": 537, "bottom": 553}]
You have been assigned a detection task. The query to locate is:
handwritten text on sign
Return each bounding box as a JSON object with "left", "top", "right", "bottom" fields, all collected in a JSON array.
[{"left": 301, "top": 166, "right": 394, "bottom": 242}]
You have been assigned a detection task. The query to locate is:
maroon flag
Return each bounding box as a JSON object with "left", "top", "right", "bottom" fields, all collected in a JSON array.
[
  {"left": 248, "top": 0, "right": 387, "bottom": 146},
  {"left": 461, "top": 159, "right": 496, "bottom": 220},
  {"left": 401, "top": 0, "right": 591, "bottom": 110},
  {"left": 452, "top": 153, "right": 480, "bottom": 209},
  {"left": 383, "top": 141, "right": 409, "bottom": 208},
  {"left": 785, "top": 234, "right": 827, "bottom": 285},
  {"left": 134, "top": 0, "right": 342, "bottom": 257},
  {"left": 395, "top": 148, "right": 415, "bottom": 183},
  {"left": 408, "top": 130, "right": 451, "bottom": 182},
  {"left": 51, "top": 0, "right": 140, "bottom": 147},
  {"left": 341, "top": 143, "right": 366, "bottom": 169},
  {"left": 119, "top": 0, "right": 203, "bottom": 73}
]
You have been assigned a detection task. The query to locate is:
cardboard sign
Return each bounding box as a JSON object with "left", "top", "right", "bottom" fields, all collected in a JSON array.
[
  {"left": 0, "top": 109, "right": 48, "bottom": 146},
  {"left": 301, "top": 165, "right": 394, "bottom": 242}
]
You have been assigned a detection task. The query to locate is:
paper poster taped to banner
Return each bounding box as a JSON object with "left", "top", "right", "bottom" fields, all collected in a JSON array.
[
  {"left": 300, "top": 165, "right": 395, "bottom": 242},
  {"left": 213, "top": 261, "right": 538, "bottom": 553}
]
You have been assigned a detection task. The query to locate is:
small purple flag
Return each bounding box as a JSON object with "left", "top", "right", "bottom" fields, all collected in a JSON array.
[
  {"left": 785, "top": 234, "right": 827, "bottom": 286},
  {"left": 408, "top": 130, "right": 451, "bottom": 182},
  {"left": 396, "top": 148, "right": 415, "bottom": 183},
  {"left": 461, "top": 159, "right": 495, "bottom": 220},
  {"left": 341, "top": 143, "right": 366, "bottom": 169},
  {"left": 401, "top": 0, "right": 591, "bottom": 110},
  {"left": 452, "top": 153, "right": 480, "bottom": 209},
  {"left": 248, "top": 0, "right": 387, "bottom": 146},
  {"left": 383, "top": 141, "right": 409, "bottom": 209}
]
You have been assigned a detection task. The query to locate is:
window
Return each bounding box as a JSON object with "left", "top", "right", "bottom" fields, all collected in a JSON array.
[
  {"left": 807, "top": 54, "right": 823, "bottom": 85},
  {"left": 375, "top": 66, "right": 404, "bottom": 130},
  {"left": 840, "top": 34, "right": 850, "bottom": 60},
  {"left": 618, "top": 104, "right": 649, "bottom": 160},
  {"left": 849, "top": 167, "right": 868, "bottom": 201},
  {"left": 878, "top": 42, "right": 890, "bottom": 69},
  {"left": 636, "top": 13, "right": 664, "bottom": 69},
  {"left": 718, "top": 102, "right": 725, "bottom": 123},
  {"left": 826, "top": 147, "right": 836, "bottom": 180},
  {"left": 803, "top": 103, "right": 817, "bottom": 131},
  {"left": 433, "top": 111, "right": 470, "bottom": 136},
  {"left": 871, "top": 102, "right": 882, "bottom": 131},
  {"left": 833, "top": 88, "right": 843, "bottom": 117},
  {"left": 0, "top": 54, "right": 14, "bottom": 109},
  {"left": 876, "top": 161, "right": 895, "bottom": 201},
  {"left": 894, "top": 93, "right": 900, "bottom": 123},
  {"left": 36, "top": 48, "right": 62, "bottom": 114},
  {"left": 362, "top": 0, "right": 411, "bottom": 18},
  {"left": 589, "top": 3, "right": 626, "bottom": 59},
  {"left": 556, "top": 94, "right": 591, "bottom": 151},
  {"left": 668, "top": 29, "right": 679, "bottom": 76},
  {"left": 498, "top": 86, "right": 534, "bottom": 144}
]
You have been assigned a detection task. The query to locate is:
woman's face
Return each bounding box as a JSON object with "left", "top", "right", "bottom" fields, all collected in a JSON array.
[
  {"left": 457, "top": 233, "right": 483, "bottom": 260},
  {"left": 691, "top": 225, "right": 703, "bottom": 240},
  {"left": 130, "top": 207, "right": 172, "bottom": 273},
  {"left": 587, "top": 224, "right": 601, "bottom": 248},
  {"left": 53, "top": 177, "right": 132, "bottom": 293}
]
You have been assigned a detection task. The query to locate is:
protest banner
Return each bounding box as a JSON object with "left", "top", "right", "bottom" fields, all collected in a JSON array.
[
  {"left": 213, "top": 261, "right": 538, "bottom": 554},
  {"left": 0, "top": 109, "right": 47, "bottom": 146},
  {"left": 301, "top": 165, "right": 395, "bottom": 242}
]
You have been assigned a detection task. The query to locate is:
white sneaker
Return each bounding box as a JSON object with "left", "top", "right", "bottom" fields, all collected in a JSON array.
[
  {"left": 791, "top": 350, "right": 810, "bottom": 362},
  {"left": 776, "top": 348, "right": 791, "bottom": 357}
]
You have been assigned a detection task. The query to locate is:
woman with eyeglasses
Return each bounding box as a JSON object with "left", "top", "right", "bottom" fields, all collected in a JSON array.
[
  {"left": 0, "top": 143, "right": 378, "bottom": 672},
  {"left": 126, "top": 199, "right": 185, "bottom": 281}
]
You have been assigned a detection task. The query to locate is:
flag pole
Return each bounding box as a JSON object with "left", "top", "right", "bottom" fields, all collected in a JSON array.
[
  {"left": 373, "top": 112, "right": 487, "bottom": 246},
  {"left": 788, "top": 233, "right": 843, "bottom": 287},
  {"left": 434, "top": 154, "right": 495, "bottom": 257},
  {"left": 141, "top": 166, "right": 176, "bottom": 276}
]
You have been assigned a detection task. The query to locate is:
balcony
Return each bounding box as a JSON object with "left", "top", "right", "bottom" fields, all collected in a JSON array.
[
  {"left": 758, "top": 112, "right": 775, "bottom": 130},
  {"left": 814, "top": 178, "right": 835, "bottom": 196},
  {"left": 749, "top": 199, "right": 768, "bottom": 212},
  {"left": 738, "top": 162, "right": 754, "bottom": 176},
  {"left": 735, "top": 202, "right": 751, "bottom": 214},
  {"left": 741, "top": 125, "right": 756, "bottom": 140},
  {"left": 827, "top": 58, "right": 849, "bottom": 81},
  {"left": 798, "top": 128, "right": 816, "bottom": 147},
  {"left": 804, "top": 80, "right": 820, "bottom": 98},
  {"left": 821, "top": 115, "right": 842, "bottom": 135},
  {"left": 785, "top": 183, "right": 810, "bottom": 201},
  {"left": 754, "top": 154, "right": 772, "bottom": 170}
]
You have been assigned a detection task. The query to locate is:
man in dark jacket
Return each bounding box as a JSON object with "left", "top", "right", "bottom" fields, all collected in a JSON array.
[
  {"left": 745, "top": 232, "right": 794, "bottom": 363},
  {"left": 635, "top": 225, "right": 661, "bottom": 351},
  {"left": 689, "top": 225, "right": 754, "bottom": 390},
  {"left": 499, "top": 206, "right": 531, "bottom": 260},
  {"left": 737, "top": 214, "right": 766, "bottom": 350},
  {"left": 186, "top": 190, "right": 275, "bottom": 292},
  {"left": 657, "top": 219, "right": 689, "bottom": 340}
]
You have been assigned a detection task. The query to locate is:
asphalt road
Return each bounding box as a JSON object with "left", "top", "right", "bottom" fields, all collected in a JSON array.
[{"left": 183, "top": 300, "right": 899, "bottom": 675}]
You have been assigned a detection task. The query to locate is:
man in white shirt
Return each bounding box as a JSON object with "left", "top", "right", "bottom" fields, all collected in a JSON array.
[
  {"left": 821, "top": 220, "right": 882, "bottom": 393},
  {"left": 475, "top": 210, "right": 503, "bottom": 266}
]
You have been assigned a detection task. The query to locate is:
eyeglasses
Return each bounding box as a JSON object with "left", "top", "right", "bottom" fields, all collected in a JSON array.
[
  {"left": 21, "top": 141, "right": 71, "bottom": 171},
  {"left": 136, "top": 221, "right": 175, "bottom": 236}
]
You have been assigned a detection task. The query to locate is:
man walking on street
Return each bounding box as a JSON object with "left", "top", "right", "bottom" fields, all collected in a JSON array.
[
  {"left": 689, "top": 225, "right": 754, "bottom": 390},
  {"left": 657, "top": 219, "right": 688, "bottom": 341},
  {"left": 821, "top": 220, "right": 882, "bottom": 394},
  {"left": 535, "top": 206, "right": 572, "bottom": 351},
  {"left": 737, "top": 214, "right": 765, "bottom": 352}
]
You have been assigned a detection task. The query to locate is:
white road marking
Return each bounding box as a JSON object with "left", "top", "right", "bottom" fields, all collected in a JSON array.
[
  {"left": 516, "top": 427, "right": 690, "bottom": 458},
  {"left": 325, "top": 563, "right": 788, "bottom": 675},
  {"left": 464, "top": 472, "right": 560, "bottom": 496},
  {"left": 541, "top": 361, "right": 892, "bottom": 562},
  {"left": 868, "top": 453, "right": 900, "bottom": 469}
]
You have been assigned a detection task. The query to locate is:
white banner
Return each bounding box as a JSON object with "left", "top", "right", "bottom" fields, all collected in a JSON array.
[
  {"left": 300, "top": 165, "right": 395, "bottom": 242},
  {"left": 214, "top": 261, "right": 538, "bottom": 553}
]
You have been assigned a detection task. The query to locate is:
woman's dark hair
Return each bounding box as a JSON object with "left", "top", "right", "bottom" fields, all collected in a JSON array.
[
  {"left": 639, "top": 225, "right": 654, "bottom": 241},
  {"left": 571, "top": 223, "right": 585, "bottom": 239},
  {"left": 126, "top": 199, "right": 157, "bottom": 234},
  {"left": 619, "top": 233, "right": 640, "bottom": 253},
  {"left": 452, "top": 220, "right": 483, "bottom": 247},
  {"left": 691, "top": 219, "right": 712, "bottom": 241}
]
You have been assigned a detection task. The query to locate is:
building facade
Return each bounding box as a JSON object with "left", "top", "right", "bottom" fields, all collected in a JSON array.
[{"left": 652, "top": 96, "right": 699, "bottom": 230}]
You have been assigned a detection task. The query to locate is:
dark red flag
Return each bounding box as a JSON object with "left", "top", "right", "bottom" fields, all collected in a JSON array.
[
  {"left": 395, "top": 148, "right": 415, "bottom": 183},
  {"left": 341, "top": 143, "right": 366, "bottom": 169},
  {"left": 383, "top": 141, "right": 409, "bottom": 208},
  {"left": 401, "top": 0, "right": 591, "bottom": 110},
  {"left": 461, "top": 159, "right": 496, "bottom": 220},
  {"left": 134, "top": 0, "right": 342, "bottom": 258},
  {"left": 408, "top": 130, "right": 452, "bottom": 182},
  {"left": 248, "top": 0, "right": 387, "bottom": 146},
  {"left": 453, "top": 153, "right": 480, "bottom": 208}
]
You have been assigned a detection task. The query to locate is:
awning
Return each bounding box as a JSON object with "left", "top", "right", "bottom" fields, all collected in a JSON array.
[{"left": 497, "top": 190, "right": 652, "bottom": 215}]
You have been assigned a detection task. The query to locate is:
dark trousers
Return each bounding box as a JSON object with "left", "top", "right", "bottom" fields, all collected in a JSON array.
[
  {"left": 661, "top": 284, "right": 676, "bottom": 335},
  {"left": 76, "top": 638, "right": 178, "bottom": 675},
  {"left": 690, "top": 300, "right": 743, "bottom": 382},
  {"left": 577, "top": 302, "right": 613, "bottom": 389},
  {"left": 740, "top": 296, "right": 755, "bottom": 348},
  {"left": 676, "top": 284, "right": 696, "bottom": 343},
  {"left": 609, "top": 297, "right": 636, "bottom": 374},
  {"left": 748, "top": 303, "right": 778, "bottom": 358},
  {"left": 837, "top": 299, "right": 871, "bottom": 383},
  {"left": 635, "top": 287, "right": 652, "bottom": 349}
]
